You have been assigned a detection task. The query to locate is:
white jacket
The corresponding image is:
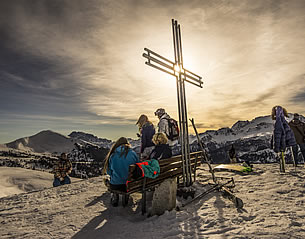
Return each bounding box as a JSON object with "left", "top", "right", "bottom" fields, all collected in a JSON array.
[{"left": 157, "top": 113, "right": 177, "bottom": 146}]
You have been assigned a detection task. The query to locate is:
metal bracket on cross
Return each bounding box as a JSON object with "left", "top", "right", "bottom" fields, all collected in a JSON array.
[{"left": 142, "top": 19, "right": 203, "bottom": 187}]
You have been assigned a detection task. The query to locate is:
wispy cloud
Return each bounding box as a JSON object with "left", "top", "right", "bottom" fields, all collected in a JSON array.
[{"left": 1, "top": 0, "right": 305, "bottom": 142}]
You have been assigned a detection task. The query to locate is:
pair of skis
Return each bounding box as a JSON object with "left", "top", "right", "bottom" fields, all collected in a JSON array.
[
  {"left": 181, "top": 178, "right": 243, "bottom": 209},
  {"left": 188, "top": 118, "right": 243, "bottom": 209}
]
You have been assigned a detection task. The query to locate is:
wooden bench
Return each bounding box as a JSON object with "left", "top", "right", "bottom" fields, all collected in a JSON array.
[{"left": 108, "top": 151, "right": 202, "bottom": 214}]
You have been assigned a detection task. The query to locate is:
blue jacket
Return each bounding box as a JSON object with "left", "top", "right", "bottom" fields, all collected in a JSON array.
[
  {"left": 107, "top": 146, "right": 140, "bottom": 185},
  {"left": 141, "top": 122, "right": 155, "bottom": 153},
  {"left": 272, "top": 107, "right": 296, "bottom": 152}
]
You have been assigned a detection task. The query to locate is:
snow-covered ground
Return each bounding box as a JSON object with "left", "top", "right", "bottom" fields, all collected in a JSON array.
[
  {"left": 0, "top": 144, "right": 8, "bottom": 150},
  {"left": 0, "top": 167, "right": 81, "bottom": 198},
  {"left": 0, "top": 167, "right": 55, "bottom": 198},
  {"left": 1, "top": 164, "right": 305, "bottom": 238}
]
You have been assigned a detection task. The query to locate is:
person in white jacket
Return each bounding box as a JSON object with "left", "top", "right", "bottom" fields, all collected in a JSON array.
[{"left": 154, "top": 108, "right": 178, "bottom": 147}]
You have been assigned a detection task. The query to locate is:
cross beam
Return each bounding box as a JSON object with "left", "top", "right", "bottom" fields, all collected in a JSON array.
[
  {"left": 143, "top": 48, "right": 203, "bottom": 88},
  {"left": 143, "top": 19, "right": 203, "bottom": 187}
]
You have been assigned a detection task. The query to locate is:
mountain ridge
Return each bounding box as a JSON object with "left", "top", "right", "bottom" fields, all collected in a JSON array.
[{"left": 3, "top": 114, "right": 305, "bottom": 164}]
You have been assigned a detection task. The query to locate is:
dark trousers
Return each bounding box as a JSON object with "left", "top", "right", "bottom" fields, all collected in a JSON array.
[
  {"left": 110, "top": 183, "right": 127, "bottom": 192},
  {"left": 53, "top": 176, "right": 71, "bottom": 187},
  {"left": 109, "top": 183, "right": 128, "bottom": 207},
  {"left": 292, "top": 143, "right": 305, "bottom": 165}
]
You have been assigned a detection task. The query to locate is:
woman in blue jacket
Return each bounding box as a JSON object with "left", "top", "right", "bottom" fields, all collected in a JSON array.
[{"left": 103, "top": 137, "right": 140, "bottom": 207}]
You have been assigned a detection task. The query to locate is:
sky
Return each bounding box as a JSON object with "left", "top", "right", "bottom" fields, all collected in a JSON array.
[{"left": 0, "top": 0, "right": 305, "bottom": 143}]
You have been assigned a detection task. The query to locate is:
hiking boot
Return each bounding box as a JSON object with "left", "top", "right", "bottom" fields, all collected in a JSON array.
[
  {"left": 122, "top": 194, "right": 129, "bottom": 207},
  {"left": 111, "top": 193, "right": 119, "bottom": 207}
]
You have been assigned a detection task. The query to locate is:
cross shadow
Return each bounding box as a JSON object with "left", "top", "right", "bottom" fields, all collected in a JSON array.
[{"left": 72, "top": 193, "right": 144, "bottom": 239}]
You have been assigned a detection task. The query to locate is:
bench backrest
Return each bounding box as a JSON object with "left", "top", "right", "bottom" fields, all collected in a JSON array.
[{"left": 126, "top": 151, "right": 202, "bottom": 193}]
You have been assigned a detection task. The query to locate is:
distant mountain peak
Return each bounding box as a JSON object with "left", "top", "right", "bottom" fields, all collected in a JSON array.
[
  {"left": 33, "top": 130, "right": 70, "bottom": 138},
  {"left": 6, "top": 130, "right": 76, "bottom": 154},
  {"left": 231, "top": 120, "right": 250, "bottom": 131},
  {"left": 68, "top": 131, "right": 113, "bottom": 149}
]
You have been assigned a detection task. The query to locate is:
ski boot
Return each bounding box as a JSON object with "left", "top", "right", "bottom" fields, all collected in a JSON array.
[{"left": 111, "top": 193, "right": 119, "bottom": 207}]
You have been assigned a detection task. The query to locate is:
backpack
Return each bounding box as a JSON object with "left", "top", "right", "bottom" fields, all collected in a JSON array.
[{"left": 167, "top": 118, "right": 179, "bottom": 140}]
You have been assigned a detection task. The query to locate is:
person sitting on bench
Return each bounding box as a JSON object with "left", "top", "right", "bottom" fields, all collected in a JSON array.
[
  {"left": 103, "top": 137, "right": 140, "bottom": 207},
  {"left": 149, "top": 132, "right": 172, "bottom": 160}
]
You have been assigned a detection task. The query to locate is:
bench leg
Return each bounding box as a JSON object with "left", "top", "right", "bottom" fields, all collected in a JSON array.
[
  {"left": 141, "top": 177, "right": 147, "bottom": 215},
  {"left": 142, "top": 190, "right": 147, "bottom": 215}
]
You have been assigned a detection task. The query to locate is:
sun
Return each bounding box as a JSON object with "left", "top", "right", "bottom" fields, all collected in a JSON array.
[{"left": 174, "top": 64, "right": 180, "bottom": 72}]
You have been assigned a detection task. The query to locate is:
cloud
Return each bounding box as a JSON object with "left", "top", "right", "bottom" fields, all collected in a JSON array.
[
  {"left": 288, "top": 74, "right": 305, "bottom": 110},
  {"left": 1, "top": 0, "right": 305, "bottom": 142}
]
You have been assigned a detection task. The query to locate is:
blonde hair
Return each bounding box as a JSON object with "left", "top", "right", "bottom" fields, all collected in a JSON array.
[
  {"left": 271, "top": 106, "right": 288, "bottom": 120},
  {"left": 152, "top": 132, "right": 168, "bottom": 145},
  {"left": 103, "top": 137, "right": 130, "bottom": 174},
  {"left": 136, "top": 114, "right": 152, "bottom": 130}
]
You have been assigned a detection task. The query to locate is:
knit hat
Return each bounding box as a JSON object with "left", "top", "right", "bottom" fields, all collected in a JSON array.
[
  {"left": 293, "top": 113, "right": 300, "bottom": 120},
  {"left": 154, "top": 108, "right": 165, "bottom": 117}
]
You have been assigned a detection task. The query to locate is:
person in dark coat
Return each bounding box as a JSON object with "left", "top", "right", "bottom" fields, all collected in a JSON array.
[
  {"left": 136, "top": 114, "right": 155, "bottom": 159},
  {"left": 150, "top": 132, "right": 172, "bottom": 160},
  {"left": 289, "top": 113, "right": 305, "bottom": 166},
  {"left": 271, "top": 106, "right": 296, "bottom": 153}
]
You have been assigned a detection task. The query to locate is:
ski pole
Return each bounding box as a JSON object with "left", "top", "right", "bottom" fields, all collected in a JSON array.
[
  {"left": 290, "top": 146, "right": 296, "bottom": 171},
  {"left": 190, "top": 118, "right": 216, "bottom": 183},
  {"left": 281, "top": 151, "right": 286, "bottom": 173}
]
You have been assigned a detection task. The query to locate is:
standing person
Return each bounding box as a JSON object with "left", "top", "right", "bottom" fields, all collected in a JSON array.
[
  {"left": 271, "top": 106, "right": 296, "bottom": 171},
  {"left": 154, "top": 108, "right": 179, "bottom": 147},
  {"left": 53, "top": 153, "right": 72, "bottom": 187},
  {"left": 150, "top": 132, "right": 172, "bottom": 160},
  {"left": 289, "top": 113, "right": 305, "bottom": 166},
  {"left": 228, "top": 144, "right": 237, "bottom": 163},
  {"left": 103, "top": 137, "right": 140, "bottom": 207},
  {"left": 136, "top": 114, "right": 155, "bottom": 159}
]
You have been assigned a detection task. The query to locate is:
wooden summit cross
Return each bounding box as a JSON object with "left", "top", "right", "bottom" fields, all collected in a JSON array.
[{"left": 143, "top": 19, "right": 203, "bottom": 187}]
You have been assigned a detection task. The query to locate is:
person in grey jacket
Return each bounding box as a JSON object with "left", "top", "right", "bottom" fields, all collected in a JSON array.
[{"left": 154, "top": 108, "right": 177, "bottom": 146}]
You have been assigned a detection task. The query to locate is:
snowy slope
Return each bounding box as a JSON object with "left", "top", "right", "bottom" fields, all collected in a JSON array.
[
  {"left": 196, "top": 115, "right": 273, "bottom": 145},
  {"left": 187, "top": 115, "right": 305, "bottom": 164},
  {"left": 1, "top": 164, "right": 305, "bottom": 238},
  {"left": 69, "top": 131, "right": 113, "bottom": 149},
  {"left": 0, "top": 167, "right": 54, "bottom": 198}
]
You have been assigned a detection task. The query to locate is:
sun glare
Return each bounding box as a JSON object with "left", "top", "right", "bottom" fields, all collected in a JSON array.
[{"left": 174, "top": 64, "right": 181, "bottom": 73}]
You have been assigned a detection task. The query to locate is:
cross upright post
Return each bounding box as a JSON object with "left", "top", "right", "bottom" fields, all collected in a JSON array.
[{"left": 143, "top": 19, "right": 203, "bottom": 187}]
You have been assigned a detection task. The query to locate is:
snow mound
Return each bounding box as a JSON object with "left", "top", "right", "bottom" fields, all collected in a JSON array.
[{"left": 0, "top": 167, "right": 54, "bottom": 198}]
